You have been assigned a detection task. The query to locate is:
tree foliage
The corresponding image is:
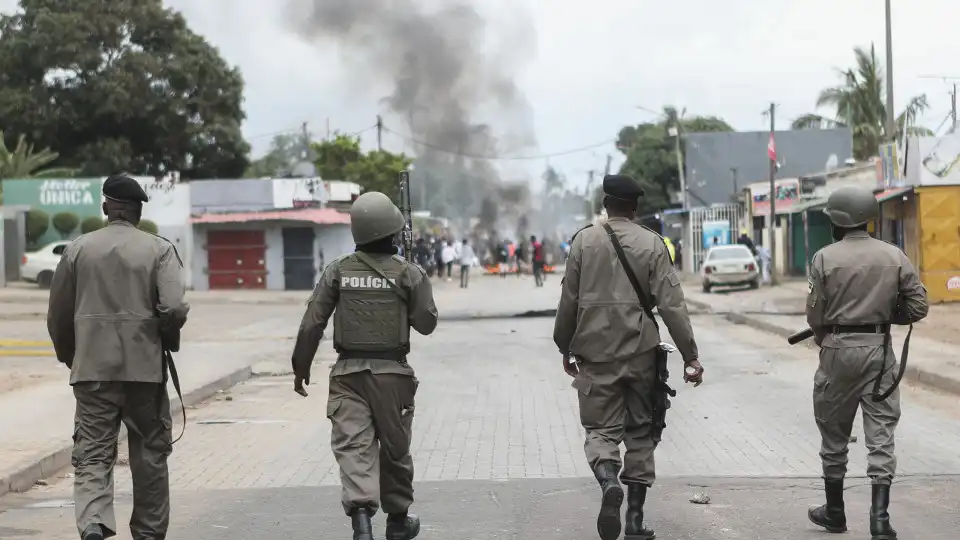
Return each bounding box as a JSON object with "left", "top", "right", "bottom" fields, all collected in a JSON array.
[
  {"left": 616, "top": 106, "right": 734, "bottom": 215},
  {"left": 245, "top": 132, "right": 313, "bottom": 178},
  {"left": 80, "top": 216, "right": 106, "bottom": 234},
  {"left": 0, "top": 0, "right": 250, "bottom": 179},
  {"left": 52, "top": 212, "right": 80, "bottom": 239},
  {"left": 0, "top": 128, "right": 77, "bottom": 203},
  {"left": 308, "top": 133, "right": 412, "bottom": 195},
  {"left": 791, "top": 44, "right": 931, "bottom": 160},
  {"left": 24, "top": 209, "right": 49, "bottom": 246}
]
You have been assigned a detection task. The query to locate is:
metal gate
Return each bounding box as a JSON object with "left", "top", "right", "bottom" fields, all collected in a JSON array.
[
  {"left": 684, "top": 204, "right": 746, "bottom": 273},
  {"left": 282, "top": 227, "right": 317, "bottom": 290}
]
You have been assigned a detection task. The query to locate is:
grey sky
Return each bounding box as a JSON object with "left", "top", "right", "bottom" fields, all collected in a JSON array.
[{"left": 1, "top": 0, "right": 956, "bottom": 193}]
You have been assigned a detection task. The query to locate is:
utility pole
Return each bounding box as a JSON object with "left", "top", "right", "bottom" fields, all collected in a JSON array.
[
  {"left": 669, "top": 125, "right": 686, "bottom": 208},
  {"left": 884, "top": 0, "right": 896, "bottom": 140},
  {"left": 376, "top": 115, "right": 383, "bottom": 151},
  {"left": 918, "top": 75, "right": 960, "bottom": 133},
  {"left": 768, "top": 103, "right": 779, "bottom": 285},
  {"left": 603, "top": 154, "right": 612, "bottom": 176}
]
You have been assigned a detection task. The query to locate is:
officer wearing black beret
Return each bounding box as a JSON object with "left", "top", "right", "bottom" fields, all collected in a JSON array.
[
  {"left": 602, "top": 173, "right": 645, "bottom": 202},
  {"left": 554, "top": 172, "right": 702, "bottom": 540},
  {"left": 47, "top": 173, "right": 188, "bottom": 540},
  {"left": 102, "top": 173, "right": 150, "bottom": 203}
]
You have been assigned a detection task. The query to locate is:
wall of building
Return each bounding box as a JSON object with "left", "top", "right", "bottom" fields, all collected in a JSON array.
[
  {"left": 684, "top": 128, "right": 854, "bottom": 206},
  {"left": 191, "top": 222, "right": 354, "bottom": 291},
  {"left": 1, "top": 179, "right": 102, "bottom": 247},
  {"left": 190, "top": 179, "right": 274, "bottom": 213},
  {"left": 906, "top": 134, "right": 960, "bottom": 186}
]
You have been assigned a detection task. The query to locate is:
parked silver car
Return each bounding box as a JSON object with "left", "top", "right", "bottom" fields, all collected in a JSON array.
[{"left": 700, "top": 244, "right": 759, "bottom": 293}]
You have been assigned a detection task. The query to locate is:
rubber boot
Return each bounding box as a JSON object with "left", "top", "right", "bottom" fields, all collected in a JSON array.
[
  {"left": 593, "top": 461, "right": 624, "bottom": 540},
  {"left": 80, "top": 524, "right": 104, "bottom": 540},
  {"left": 385, "top": 512, "right": 420, "bottom": 540},
  {"left": 624, "top": 484, "right": 656, "bottom": 540},
  {"left": 350, "top": 508, "right": 374, "bottom": 540},
  {"left": 807, "top": 478, "right": 847, "bottom": 533},
  {"left": 870, "top": 484, "right": 897, "bottom": 540}
]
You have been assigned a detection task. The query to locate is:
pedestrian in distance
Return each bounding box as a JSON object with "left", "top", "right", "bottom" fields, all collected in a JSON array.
[
  {"left": 531, "top": 235, "right": 545, "bottom": 287},
  {"left": 554, "top": 174, "right": 704, "bottom": 540},
  {"left": 290, "top": 191, "right": 439, "bottom": 540},
  {"left": 458, "top": 238, "right": 475, "bottom": 289},
  {"left": 805, "top": 185, "right": 928, "bottom": 540},
  {"left": 47, "top": 174, "right": 190, "bottom": 540}
]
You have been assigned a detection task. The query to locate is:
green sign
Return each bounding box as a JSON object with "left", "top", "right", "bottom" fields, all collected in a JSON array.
[{"left": 1, "top": 178, "right": 103, "bottom": 247}]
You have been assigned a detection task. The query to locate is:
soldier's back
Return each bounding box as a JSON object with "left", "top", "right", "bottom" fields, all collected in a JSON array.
[
  {"left": 815, "top": 232, "right": 907, "bottom": 324},
  {"left": 68, "top": 222, "right": 168, "bottom": 382}
]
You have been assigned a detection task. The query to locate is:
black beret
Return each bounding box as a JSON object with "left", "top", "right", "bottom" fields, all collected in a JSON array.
[
  {"left": 602, "top": 174, "right": 645, "bottom": 201},
  {"left": 103, "top": 174, "right": 149, "bottom": 203}
]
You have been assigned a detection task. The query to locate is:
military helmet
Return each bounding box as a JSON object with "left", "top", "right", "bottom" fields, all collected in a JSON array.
[
  {"left": 823, "top": 186, "right": 879, "bottom": 227},
  {"left": 350, "top": 191, "right": 405, "bottom": 244}
]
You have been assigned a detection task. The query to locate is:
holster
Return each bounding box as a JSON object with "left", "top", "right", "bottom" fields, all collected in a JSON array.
[{"left": 651, "top": 344, "right": 678, "bottom": 443}]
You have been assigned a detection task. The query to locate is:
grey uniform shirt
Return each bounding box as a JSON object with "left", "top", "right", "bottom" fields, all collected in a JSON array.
[
  {"left": 806, "top": 229, "right": 929, "bottom": 347},
  {"left": 47, "top": 220, "right": 188, "bottom": 384},
  {"left": 554, "top": 217, "right": 699, "bottom": 363},
  {"left": 291, "top": 253, "right": 439, "bottom": 379}
]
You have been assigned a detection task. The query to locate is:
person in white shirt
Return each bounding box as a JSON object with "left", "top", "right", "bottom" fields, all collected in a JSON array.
[
  {"left": 458, "top": 238, "right": 476, "bottom": 288},
  {"left": 441, "top": 240, "right": 456, "bottom": 282}
]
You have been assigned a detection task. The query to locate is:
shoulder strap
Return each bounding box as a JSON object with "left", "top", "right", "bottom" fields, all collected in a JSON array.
[
  {"left": 601, "top": 222, "right": 659, "bottom": 331},
  {"left": 354, "top": 251, "right": 410, "bottom": 303}
]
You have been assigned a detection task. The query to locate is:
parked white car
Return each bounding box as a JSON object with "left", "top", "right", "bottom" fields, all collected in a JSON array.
[
  {"left": 20, "top": 241, "right": 70, "bottom": 289},
  {"left": 700, "top": 244, "right": 759, "bottom": 293}
]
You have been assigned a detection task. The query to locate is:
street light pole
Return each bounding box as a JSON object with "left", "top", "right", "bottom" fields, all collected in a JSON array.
[{"left": 884, "top": 0, "right": 896, "bottom": 140}]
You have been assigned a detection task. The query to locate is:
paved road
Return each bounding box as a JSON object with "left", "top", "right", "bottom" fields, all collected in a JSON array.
[{"left": 2, "top": 313, "right": 959, "bottom": 538}]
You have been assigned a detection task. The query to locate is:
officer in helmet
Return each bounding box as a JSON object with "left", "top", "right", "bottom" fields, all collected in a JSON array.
[
  {"left": 805, "top": 186, "right": 927, "bottom": 539},
  {"left": 291, "top": 191, "right": 438, "bottom": 540}
]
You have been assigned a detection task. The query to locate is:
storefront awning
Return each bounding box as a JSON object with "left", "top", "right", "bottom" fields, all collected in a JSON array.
[
  {"left": 874, "top": 186, "right": 913, "bottom": 203},
  {"left": 191, "top": 207, "right": 351, "bottom": 225}
]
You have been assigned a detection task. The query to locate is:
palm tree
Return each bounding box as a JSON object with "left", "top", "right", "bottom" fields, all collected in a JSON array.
[
  {"left": 0, "top": 129, "right": 77, "bottom": 203},
  {"left": 791, "top": 44, "right": 932, "bottom": 160}
]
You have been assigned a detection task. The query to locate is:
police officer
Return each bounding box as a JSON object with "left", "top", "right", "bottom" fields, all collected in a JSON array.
[
  {"left": 47, "top": 174, "right": 189, "bottom": 540},
  {"left": 554, "top": 174, "right": 703, "bottom": 540},
  {"left": 291, "top": 191, "right": 438, "bottom": 540},
  {"left": 805, "top": 186, "right": 928, "bottom": 539}
]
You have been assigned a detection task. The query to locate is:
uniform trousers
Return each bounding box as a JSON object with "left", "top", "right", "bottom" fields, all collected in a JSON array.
[{"left": 72, "top": 381, "right": 172, "bottom": 539}]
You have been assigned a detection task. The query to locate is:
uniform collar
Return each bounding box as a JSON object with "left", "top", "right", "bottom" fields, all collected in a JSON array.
[
  {"left": 107, "top": 220, "right": 135, "bottom": 228},
  {"left": 606, "top": 216, "right": 632, "bottom": 223},
  {"left": 843, "top": 230, "right": 871, "bottom": 239}
]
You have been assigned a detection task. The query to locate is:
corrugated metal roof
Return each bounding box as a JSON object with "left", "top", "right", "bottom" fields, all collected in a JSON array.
[{"left": 191, "top": 207, "right": 351, "bottom": 225}]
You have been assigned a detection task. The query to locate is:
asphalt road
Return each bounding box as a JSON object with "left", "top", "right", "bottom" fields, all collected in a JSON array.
[{"left": 2, "top": 314, "right": 959, "bottom": 539}]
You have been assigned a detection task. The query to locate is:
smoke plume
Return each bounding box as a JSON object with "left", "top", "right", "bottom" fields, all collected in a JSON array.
[{"left": 284, "top": 0, "right": 537, "bottom": 236}]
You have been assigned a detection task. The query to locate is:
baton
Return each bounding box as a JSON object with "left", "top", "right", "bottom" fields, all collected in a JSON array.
[{"left": 787, "top": 328, "right": 815, "bottom": 345}]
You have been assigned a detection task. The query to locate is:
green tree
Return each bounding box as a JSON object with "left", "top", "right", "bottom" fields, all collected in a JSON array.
[
  {"left": 791, "top": 44, "right": 932, "bottom": 160},
  {"left": 616, "top": 106, "right": 734, "bottom": 215},
  {"left": 0, "top": 128, "right": 78, "bottom": 203},
  {"left": 245, "top": 132, "right": 313, "bottom": 178},
  {"left": 80, "top": 216, "right": 106, "bottom": 234},
  {"left": 310, "top": 134, "right": 412, "bottom": 194},
  {"left": 138, "top": 219, "right": 158, "bottom": 234},
  {"left": 0, "top": 0, "right": 250, "bottom": 179},
  {"left": 52, "top": 212, "right": 80, "bottom": 239},
  {"left": 24, "top": 209, "right": 49, "bottom": 247}
]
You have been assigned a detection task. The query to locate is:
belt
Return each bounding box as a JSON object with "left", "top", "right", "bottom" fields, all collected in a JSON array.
[
  {"left": 830, "top": 324, "right": 889, "bottom": 334},
  {"left": 338, "top": 349, "right": 406, "bottom": 361}
]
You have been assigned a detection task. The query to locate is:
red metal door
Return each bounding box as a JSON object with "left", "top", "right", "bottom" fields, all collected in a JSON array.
[{"left": 206, "top": 230, "right": 267, "bottom": 289}]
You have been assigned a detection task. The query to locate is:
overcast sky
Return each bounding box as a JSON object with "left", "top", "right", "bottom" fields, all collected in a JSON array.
[{"left": 1, "top": 0, "right": 956, "bottom": 192}]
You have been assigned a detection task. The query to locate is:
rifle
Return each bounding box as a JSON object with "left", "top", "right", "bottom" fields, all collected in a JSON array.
[{"left": 398, "top": 169, "right": 414, "bottom": 262}]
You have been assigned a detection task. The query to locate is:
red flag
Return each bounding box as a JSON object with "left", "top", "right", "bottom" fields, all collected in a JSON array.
[{"left": 767, "top": 133, "right": 777, "bottom": 162}]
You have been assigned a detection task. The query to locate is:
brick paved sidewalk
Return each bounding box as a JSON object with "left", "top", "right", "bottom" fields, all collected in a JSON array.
[{"left": 682, "top": 276, "right": 960, "bottom": 396}]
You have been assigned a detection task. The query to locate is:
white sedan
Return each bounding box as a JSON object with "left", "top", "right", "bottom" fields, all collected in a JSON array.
[
  {"left": 700, "top": 244, "right": 759, "bottom": 293},
  {"left": 20, "top": 240, "right": 70, "bottom": 289}
]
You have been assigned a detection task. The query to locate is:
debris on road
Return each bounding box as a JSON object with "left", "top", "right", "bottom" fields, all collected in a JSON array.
[{"left": 690, "top": 492, "right": 711, "bottom": 504}]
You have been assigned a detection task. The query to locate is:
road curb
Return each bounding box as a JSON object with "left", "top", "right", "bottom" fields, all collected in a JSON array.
[
  {"left": 0, "top": 366, "right": 255, "bottom": 498},
  {"left": 720, "top": 310, "right": 960, "bottom": 397}
]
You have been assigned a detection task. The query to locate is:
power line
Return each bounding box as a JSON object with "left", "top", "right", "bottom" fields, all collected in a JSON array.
[
  {"left": 380, "top": 125, "right": 615, "bottom": 160},
  {"left": 247, "top": 122, "right": 377, "bottom": 141}
]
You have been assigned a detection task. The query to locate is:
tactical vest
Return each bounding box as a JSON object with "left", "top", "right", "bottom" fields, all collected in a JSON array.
[{"left": 334, "top": 254, "right": 410, "bottom": 358}]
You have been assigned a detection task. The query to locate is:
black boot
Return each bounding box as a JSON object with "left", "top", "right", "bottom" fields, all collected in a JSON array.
[
  {"left": 593, "top": 461, "right": 624, "bottom": 540},
  {"left": 807, "top": 478, "right": 847, "bottom": 533},
  {"left": 350, "top": 508, "right": 374, "bottom": 540},
  {"left": 624, "top": 484, "right": 656, "bottom": 540},
  {"left": 870, "top": 484, "right": 897, "bottom": 540},
  {"left": 385, "top": 512, "right": 420, "bottom": 540},
  {"left": 80, "top": 524, "right": 104, "bottom": 540}
]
